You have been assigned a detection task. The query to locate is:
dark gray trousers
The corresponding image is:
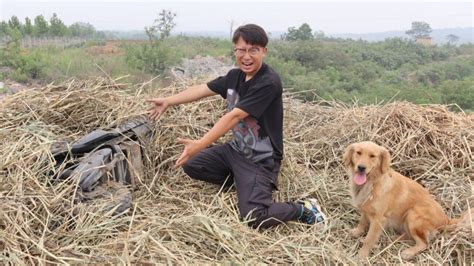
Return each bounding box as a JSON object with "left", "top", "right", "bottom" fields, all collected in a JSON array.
[{"left": 182, "top": 143, "right": 300, "bottom": 228}]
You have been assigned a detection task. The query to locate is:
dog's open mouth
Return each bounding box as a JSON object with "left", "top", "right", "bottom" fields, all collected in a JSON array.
[{"left": 353, "top": 172, "right": 367, "bottom": 185}]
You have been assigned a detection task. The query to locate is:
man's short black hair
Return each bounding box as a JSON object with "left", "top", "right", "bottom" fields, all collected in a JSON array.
[{"left": 232, "top": 24, "right": 268, "bottom": 47}]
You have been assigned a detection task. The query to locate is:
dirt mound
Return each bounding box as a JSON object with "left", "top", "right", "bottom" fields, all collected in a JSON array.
[
  {"left": 0, "top": 78, "right": 41, "bottom": 100},
  {"left": 0, "top": 78, "right": 472, "bottom": 264},
  {"left": 85, "top": 41, "right": 124, "bottom": 56},
  {"left": 171, "top": 55, "right": 234, "bottom": 82}
]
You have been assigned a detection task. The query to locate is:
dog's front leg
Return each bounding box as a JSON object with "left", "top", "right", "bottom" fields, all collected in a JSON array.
[
  {"left": 358, "top": 216, "right": 386, "bottom": 259},
  {"left": 350, "top": 213, "right": 369, "bottom": 238}
]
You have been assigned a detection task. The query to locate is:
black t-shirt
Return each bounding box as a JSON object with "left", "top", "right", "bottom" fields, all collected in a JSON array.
[{"left": 207, "top": 63, "right": 283, "bottom": 162}]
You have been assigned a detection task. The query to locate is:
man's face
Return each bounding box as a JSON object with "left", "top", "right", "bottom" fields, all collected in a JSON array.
[{"left": 233, "top": 37, "right": 267, "bottom": 79}]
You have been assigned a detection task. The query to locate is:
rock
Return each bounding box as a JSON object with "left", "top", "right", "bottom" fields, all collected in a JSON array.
[{"left": 171, "top": 56, "right": 234, "bottom": 81}]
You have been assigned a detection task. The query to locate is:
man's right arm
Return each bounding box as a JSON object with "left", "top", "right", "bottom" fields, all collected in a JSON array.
[
  {"left": 147, "top": 84, "right": 217, "bottom": 121},
  {"left": 165, "top": 84, "right": 217, "bottom": 106}
]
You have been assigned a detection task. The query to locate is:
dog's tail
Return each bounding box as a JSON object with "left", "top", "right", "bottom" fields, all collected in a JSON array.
[{"left": 445, "top": 207, "right": 474, "bottom": 235}]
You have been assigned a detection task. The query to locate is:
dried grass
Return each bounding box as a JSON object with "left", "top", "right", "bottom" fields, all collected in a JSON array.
[{"left": 0, "top": 78, "right": 472, "bottom": 264}]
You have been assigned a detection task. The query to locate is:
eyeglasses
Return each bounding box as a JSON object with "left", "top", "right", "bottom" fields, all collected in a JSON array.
[{"left": 233, "top": 47, "right": 261, "bottom": 56}]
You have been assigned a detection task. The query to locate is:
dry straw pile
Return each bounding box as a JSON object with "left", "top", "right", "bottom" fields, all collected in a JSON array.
[{"left": 0, "top": 78, "right": 472, "bottom": 264}]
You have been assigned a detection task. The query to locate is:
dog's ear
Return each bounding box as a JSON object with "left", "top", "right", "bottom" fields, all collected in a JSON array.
[
  {"left": 343, "top": 144, "right": 355, "bottom": 169},
  {"left": 379, "top": 146, "right": 391, "bottom": 174}
]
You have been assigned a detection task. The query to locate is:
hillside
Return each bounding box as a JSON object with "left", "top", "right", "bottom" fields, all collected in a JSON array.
[
  {"left": 104, "top": 27, "right": 474, "bottom": 45},
  {"left": 330, "top": 27, "right": 473, "bottom": 44}
]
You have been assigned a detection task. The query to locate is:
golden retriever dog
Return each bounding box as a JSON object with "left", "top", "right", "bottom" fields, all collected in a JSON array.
[{"left": 343, "top": 141, "right": 472, "bottom": 260}]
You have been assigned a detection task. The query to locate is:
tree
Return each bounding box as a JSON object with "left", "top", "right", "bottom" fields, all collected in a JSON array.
[
  {"left": 446, "top": 34, "right": 459, "bottom": 45},
  {"left": 49, "top": 13, "right": 67, "bottom": 36},
  {"left": 8, "top": 16, "right": 23, "bottom": 35},
  {"left": 24, "top": 17, "right": 33, "bottom": 35},
  {"left": 144, "top": 26, "right": 157, "bottom": 43},
  {"left": 8, "top": 16, "right": 21, "bottom": 30},
  {"left": 33, "top": 15, "right": 49, "bottom": 36},
  {"left": 229, "top": 19, "right": 235, "bottom": 40},
  {"left": 69, "top": 22, "right": 95, "bottom": 37},
  {"left": 283, "top": 23, "right": 314, "bottom": 41},
  {"left": 405, "top": 21, "right": 432, "bottom": 39},
  {"left": 145, "top": 9, "right": 176, "bottom": 42},
  {"left": 128, "top": 9, "right": 178, "bottom": 75},
  {"left": 314, "top": 30, "right": 325, "bottom": 39},
  {"left": 156, "top": 9, "right": 176, "bottom": 39},
  {"left": 0, "top": 21, "right": 8, "bottom": 37}
]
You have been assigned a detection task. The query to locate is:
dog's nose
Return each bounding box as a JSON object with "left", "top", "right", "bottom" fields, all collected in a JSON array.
[{"left": 357, "top": 165, "right": 366, "bottom": 172}]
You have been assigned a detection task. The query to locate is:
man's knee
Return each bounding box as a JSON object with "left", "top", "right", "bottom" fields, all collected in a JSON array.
[
  {"left": 182, "top": 160, "right": 200, "bottom": 180},
  {"left": 182, "top": 159, "right": 232, "bottom": 186}
]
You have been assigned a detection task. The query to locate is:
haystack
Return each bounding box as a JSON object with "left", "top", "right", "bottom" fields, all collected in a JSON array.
[{"left": 0, "top": 78, "right": 472, "bottom": 264}]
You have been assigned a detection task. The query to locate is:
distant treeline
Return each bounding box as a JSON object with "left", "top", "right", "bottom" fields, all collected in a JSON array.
[
  {"left": 122, "top": 34, "right": 474, "bottom": 110},
  {"left": 265, "top": 38, "right": 473, "bottom": 110},
  {"left": 0, "top": 14, "right": 105, "bottom": 39},
  {"left": 0, "top": 14, "right": 472, "bottom": 110}
]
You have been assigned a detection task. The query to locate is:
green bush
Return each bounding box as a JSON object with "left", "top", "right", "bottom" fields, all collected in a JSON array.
[
  {"left": 21, "top": 50, "right": 45, "bottom": 79},
  {"left": 439, "top": 78, "right": 474, "bottom": 111},
  {"left": 0, "top": 37, "right": 45, "bottom": 80},
  {"left": 125, "top": 42, "right": 180, "bottom": 75},
  {"left": 265, "top": 56, "right": 307, "bottom": 87},
  {"left": 10, "top": 69, "right": 29, "bottom": 82}
]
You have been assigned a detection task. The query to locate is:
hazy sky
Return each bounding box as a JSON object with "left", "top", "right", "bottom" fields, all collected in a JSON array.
[{"left": 1, "top": 0, "right": 472, "bottom": 34}]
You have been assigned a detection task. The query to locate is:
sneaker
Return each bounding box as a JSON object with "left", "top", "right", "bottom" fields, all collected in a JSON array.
[{"left": 297, "top": 198, "right": 327, "bottom": 225}]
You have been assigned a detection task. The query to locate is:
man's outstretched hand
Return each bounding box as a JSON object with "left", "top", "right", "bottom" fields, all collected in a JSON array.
[
  {"left": 147, "top": 98, "right": 169, "bottom": 121},
  {"left": 175, "top": 138, "right": 206, "bottom": 167}
]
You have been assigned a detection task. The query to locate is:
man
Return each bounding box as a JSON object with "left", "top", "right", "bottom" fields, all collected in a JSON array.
[{"left": 147, "top": 24, "right": 325, "bottom": 228}]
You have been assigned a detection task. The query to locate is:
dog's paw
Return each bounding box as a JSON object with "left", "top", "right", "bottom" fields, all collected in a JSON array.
[
  {"left": 350, "top": 227, "right": 364, "bottom": 238},
  {"left": 401, "top": 249, "right": 415, "bottom": 260},
  {"left": 358, "top": 248, "right": 370, "bottom": 259}
]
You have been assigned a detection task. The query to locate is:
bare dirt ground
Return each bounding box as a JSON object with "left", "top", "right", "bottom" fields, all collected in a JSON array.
[
  {"left": 85, "top": 40, "right": 127, "bottom": 56},
  {"left": 0, "top": 79, "right": 42, "bottom": 100}
]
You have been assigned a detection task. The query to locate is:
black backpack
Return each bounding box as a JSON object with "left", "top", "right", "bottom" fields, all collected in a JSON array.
[{"left": 51, "top": 116, "right": 154, "bottom": 214}]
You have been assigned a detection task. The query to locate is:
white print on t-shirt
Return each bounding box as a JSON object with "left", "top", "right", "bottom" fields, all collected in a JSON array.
[{"left": 226, "top": 88, "right": 273, "bottom": 162}]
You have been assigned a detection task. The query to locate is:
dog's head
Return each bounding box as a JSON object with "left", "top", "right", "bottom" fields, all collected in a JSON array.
[{"left": 342, "top": 141, "right": 390, "bottom": 185}]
